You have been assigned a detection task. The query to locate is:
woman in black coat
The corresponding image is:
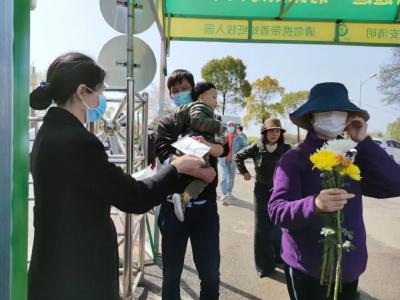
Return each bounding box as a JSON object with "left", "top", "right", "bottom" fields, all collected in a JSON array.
[
  {"left": 28, "top": 52, "right": 205, "bottom": 300},
  {"left": 235, "top": 117, "right": 291, "bottom": 277}
]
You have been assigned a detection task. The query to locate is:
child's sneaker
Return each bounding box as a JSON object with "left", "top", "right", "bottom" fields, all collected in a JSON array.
[
  {"left": 172, "top": 193, "right": 185, "bottom": 222},
  {"left": 221, "top": 194, "right": 230, "bottom": 206}
]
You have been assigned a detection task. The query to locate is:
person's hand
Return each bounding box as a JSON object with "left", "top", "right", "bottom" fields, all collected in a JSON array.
[
  {"left": 170, "top": 154, "right": 205, "bottom": 175},
  {"left": 243, "top": 173, "right": 252, "bottom": 181},
  {"left": 346, "top": 115, "right": 368, "bottom": 142},
  {"left": 192, "top": 136, "right": 207, "bottom": 144},
  {"left": 169, "top": 155, "right": 179, "bottom": 163},
  {"left": 188, "top": 166, "right": 216, "bottom": 183},
  {"left": 315, "top": 188, "right": 355, "bottom": 212}
]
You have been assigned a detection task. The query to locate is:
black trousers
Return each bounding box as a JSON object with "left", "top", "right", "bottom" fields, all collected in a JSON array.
[
  {"left": 157, "top": 201, "right": 220, "bottom": 300},
  {"left": 253, "top": 181, "right": 282, "bottom": 274},
  {"left": 284, "top": 264, "right": 359, "bottom": 300}
]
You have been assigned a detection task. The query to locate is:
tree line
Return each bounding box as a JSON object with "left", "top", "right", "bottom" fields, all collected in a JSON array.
[
  {"left": 201, "top": 55, "right": 308, "bottom": 142},
  {"left": 202, "top": 54, "right": 400, "bottom": 141}
]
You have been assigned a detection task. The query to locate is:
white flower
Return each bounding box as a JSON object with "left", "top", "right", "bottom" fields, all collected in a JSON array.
[{"left": 322, "top": 139, "right": 357, "bottom": 157}]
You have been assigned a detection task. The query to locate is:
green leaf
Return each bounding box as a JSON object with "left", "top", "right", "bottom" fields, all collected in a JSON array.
[
  {"left": 280, "top": 91, "right": 309, "bottom": 114},
  {"left": 201, "top": 56, "right": 252, "bottom": 115},
  {"left": 321, "top": 227, "right": 336, "bottom": 237},
  {"left": 378, "top": 48, "right": 400, "bottom": 106},
  {"left": 342, "top": 228, "right": 354, "bottom": 240},
  {"left": 386, "top": 118, "right": 400, "bottom": 141},
  {"left": 342, "top": 240, "right": 356, "bottom": 252},
  {"left": 242, "top": 75, "right": 285, "bottom": 125}
]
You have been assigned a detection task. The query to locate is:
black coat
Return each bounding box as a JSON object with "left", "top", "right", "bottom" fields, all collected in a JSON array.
[
  {"left": 235, "top": 138, "right": 291, "bottom": 187},
  {"left": 29, "top": 107, "right": 179, "bottom": 300},
  {"left": 155, "top": 114, "right": 229, "bottom": 202}
]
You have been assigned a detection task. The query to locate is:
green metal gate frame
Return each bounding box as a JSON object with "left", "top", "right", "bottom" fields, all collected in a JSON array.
[{"left": 0, "top": 0, "right": 30, "bottom": 300}]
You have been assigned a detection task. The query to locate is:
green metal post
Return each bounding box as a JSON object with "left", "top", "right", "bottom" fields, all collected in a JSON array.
[
  {"left": 145, "top": 214, "right": 156, "bottom": 263},
  {"left": 153, "top": 205, "right": 161, "bottom": 258},
  {"left": 11, "top": 0, "right": 30, "bottom": 299}
]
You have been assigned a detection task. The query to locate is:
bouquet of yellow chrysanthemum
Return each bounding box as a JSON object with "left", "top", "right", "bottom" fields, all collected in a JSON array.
[{"left": 310, "top": 139, "right": 361, "bottom": 300}]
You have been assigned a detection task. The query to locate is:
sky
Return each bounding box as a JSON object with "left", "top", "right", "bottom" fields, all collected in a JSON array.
[{"left": 30, "top": 0, "right": 400, "bottom": 136}]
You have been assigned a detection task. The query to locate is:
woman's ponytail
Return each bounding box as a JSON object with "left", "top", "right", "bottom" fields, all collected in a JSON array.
[{"left": 30, "top": 81, "right": 53, "bottom": 110}]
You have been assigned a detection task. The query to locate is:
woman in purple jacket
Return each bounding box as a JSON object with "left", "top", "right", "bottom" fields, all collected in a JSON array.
[{"left": 268, "top": 82, "right": 400, "bottom": 300}]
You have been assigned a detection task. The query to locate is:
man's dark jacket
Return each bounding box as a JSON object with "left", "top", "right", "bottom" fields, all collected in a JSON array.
[{"left": 155, "top": 113, "right": 228, "bottom": 202}]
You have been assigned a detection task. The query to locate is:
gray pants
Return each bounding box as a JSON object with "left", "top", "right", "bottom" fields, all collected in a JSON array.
[{"left": 184, "top": 159, "right": 211, "bottom": 200}]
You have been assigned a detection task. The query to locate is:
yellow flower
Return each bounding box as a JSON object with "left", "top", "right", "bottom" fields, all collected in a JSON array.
[
  {"left": 310, "top": 149, "right": 340, "bottom": 171},
  {"left": 340, "top": 163, "right": 361, "bottom": 181},
  {"left": 337, "top": 155, "right": 352, "bottom": 167}
]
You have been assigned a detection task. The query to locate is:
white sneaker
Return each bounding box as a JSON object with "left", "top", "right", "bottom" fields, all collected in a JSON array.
[
  {"left": 228, "top": 194, "right": 236, "bottom": 201},
  {"left": 221, "top": 195, "right": 230, "bottom": 206},
  {"left": 172, "top": 193, "right": 185, "bottom": 222}
]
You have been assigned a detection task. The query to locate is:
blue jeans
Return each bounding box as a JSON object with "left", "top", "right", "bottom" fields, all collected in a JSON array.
[
  {"left": 157, "top": 202, "right": 220, "bottom": 300},
  {"left": 220, "top": 160, "right": 237, "bottom": 196}
]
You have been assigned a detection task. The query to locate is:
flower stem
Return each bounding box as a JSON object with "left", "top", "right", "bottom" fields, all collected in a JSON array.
[
  {"left": 334, "top": 210, "right": 343, "bottom": 300},
  {"left": 327, "top": 242, "right": 335, "bottom": 297},
  {"left": 320, "top": 239, "right": 329, "bottom": 284}
]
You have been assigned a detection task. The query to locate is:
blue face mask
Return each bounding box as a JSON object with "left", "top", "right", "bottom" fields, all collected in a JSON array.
[
  {"left": 83, "top": 87, "right": 108, "bottom": 123},
  {"left": 227, "top": 127, "right": 236, "bottom": 134},
  {"left": 173, "top": 91, "right": 192, "bottom": 106}
]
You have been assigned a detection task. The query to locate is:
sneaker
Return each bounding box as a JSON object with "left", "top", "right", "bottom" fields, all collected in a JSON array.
[
  {"left": 221, "top": 195, "right": 230, "bottom": 206},
  {"left": 189, "top": 167, "right": 216, "bottom": 184},
  {"left": 172, "top": 193, "right": 185, "bottom": 222},
  {"left": 257, "top": 270, "right": 275, "bottom": 278},
  {"left": 227, "top": 193, "right": 237, "bottom": 201}
]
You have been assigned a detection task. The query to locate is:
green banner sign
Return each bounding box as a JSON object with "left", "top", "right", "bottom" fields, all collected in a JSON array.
[
  {"left": 166, "top": 0, "right": 280, "bottom": 18},
  {"left": 168, "top": 17, "right": 400, "bottom": 46},
  {"left": 165, "top": 0, "right": 399, "bottom": 22}
]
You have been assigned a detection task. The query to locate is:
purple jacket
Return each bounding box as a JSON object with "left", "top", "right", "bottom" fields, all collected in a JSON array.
[{"left": 269, "top": 132, "right": 400, "bottom": 282}]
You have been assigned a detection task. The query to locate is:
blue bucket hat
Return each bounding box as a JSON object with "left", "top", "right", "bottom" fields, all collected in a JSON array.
[{"left": 289, "top": 82, "right": 370, "bottom": 130}]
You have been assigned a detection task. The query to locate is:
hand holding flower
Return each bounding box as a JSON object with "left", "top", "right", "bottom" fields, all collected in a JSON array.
[
  {"left": 315, "top": 188, "right": 355, "bottom": 213},
  {"left": 310, "top": 139, "right": 361, "bottom": 300}
]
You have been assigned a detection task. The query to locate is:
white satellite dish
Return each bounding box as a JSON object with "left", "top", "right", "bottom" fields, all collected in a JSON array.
[
  {"left": 98, "top": 35, "right": 157, "bottom": 91},
  {"left": 100, "top": 0, "right": 154, "bottom": 34}
]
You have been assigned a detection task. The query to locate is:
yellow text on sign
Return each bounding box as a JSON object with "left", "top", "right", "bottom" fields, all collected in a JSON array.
[
  {"left": 339, "top": 23, "right": 400, "bottom": 44},
  {"left": 169, "top": 18, "right": 249, "bottom": 40},
  {"left": 252, "top": 20, "right": 335, "bottom": 42}
]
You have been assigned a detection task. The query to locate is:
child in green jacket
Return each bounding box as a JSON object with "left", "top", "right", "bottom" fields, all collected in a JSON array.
[{"left": 171, "top": 81, "right": 224, "bottom": 221}]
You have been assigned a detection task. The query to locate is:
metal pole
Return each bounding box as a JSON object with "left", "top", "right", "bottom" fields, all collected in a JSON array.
[
  {"left": 146, "top": 0, "right": 167, "bottom": 258},
  {"left": 153, "top": 37, "right": 167, "bottom": 258},
  {"left": 137, "top": 93, "right": 149, "bottom": 277},
  {"left": 158, "top": 36, "right": 166, "bottom": 117},
  {"left": 359, "top": 73, "right": 377, "bottom": 108},
  {"left": 142, "top": 93, "right": 149, "bottom": 169},
  {"left": 137, "top": 217, "right": 146, "bottom": 280},
  {"left": 147, "top": 0, "right": 166, "bottom": 41},
  {"left": 0, "top": 0, "right": 13, "bottom": 297},
  {"left": 122, "top": 0, "right": 135, "bottom": 298}
]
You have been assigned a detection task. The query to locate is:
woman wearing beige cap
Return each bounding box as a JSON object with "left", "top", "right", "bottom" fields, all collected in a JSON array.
[{"left": 235, "top": 117, "right": 291, "bottom": 277}]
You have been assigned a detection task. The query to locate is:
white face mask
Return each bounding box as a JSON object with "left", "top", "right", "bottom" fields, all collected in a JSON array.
[{"left": 312, "top": 111, "right": 348, "bottom": 138}]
